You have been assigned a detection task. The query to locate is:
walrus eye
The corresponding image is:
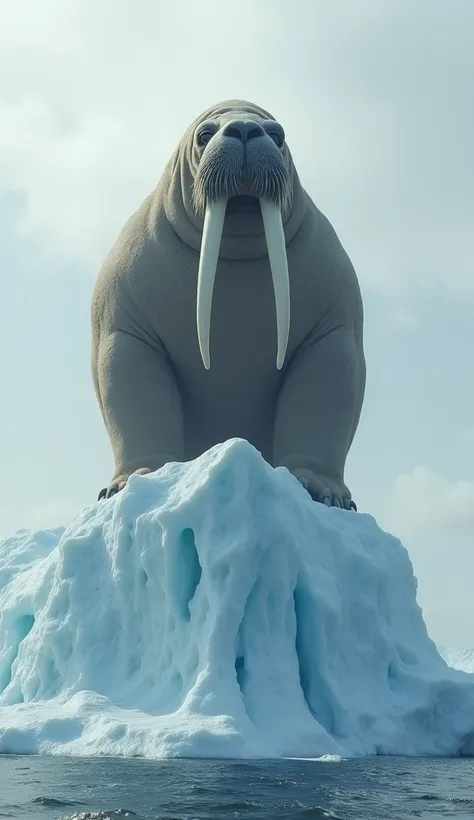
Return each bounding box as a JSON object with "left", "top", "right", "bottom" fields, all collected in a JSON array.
[
  {"left": 197, "top": 129, "right": 216, "bottom": 147},
  {"left": 268, "top": 130, "right": 284, "bottom": 148}
]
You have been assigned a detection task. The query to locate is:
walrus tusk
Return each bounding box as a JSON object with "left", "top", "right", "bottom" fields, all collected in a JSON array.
[
  {"left": 196, "top": 197, "right": 290, "bottom": 370},
  {"left": 196, "top": 199, "right": 227, "bottom": 369},
  {"left": 259, "top": 198, "right": 290, "bottom": 369}
]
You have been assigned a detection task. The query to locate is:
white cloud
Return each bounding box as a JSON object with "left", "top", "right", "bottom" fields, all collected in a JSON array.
[
  {"left": 383, "top": 465, "right": 474, "bottom": 647},
  {"left": 459, "top": 428, "right": 474, "bottom": 451},
  {"left": 389, "top": 466, "right": 474, "bottom": 540},
  {"left": 0, "top": 93, "right": 167, "bottom": 270},
  {"left": 0, "top": 0, "right": 472, "bottom": 299},
  {"left": 0, "top": 501, "right": 82, "bottom": 539},
  {"left": 389, "top": 308, "right": 420, "bottom": 331}
]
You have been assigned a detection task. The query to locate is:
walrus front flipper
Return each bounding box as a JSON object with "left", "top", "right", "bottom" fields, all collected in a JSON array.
[
  {"left": 273, "top": 325, "right": 365, "bottom": 510},
  {"left": 94, "top": 329, "right": 184, "bottom": 494}
]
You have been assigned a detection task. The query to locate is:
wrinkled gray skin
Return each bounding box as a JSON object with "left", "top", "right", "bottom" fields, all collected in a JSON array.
[{"left": 92, "top": 100, "right": 366, "bottom": 509}]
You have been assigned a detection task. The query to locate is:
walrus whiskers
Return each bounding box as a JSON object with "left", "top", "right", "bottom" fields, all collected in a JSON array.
[{"left": 192, "top": 152, "right": 243, "bottom": 215}]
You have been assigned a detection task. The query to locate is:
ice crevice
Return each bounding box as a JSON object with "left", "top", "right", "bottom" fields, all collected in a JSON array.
[{"left": 0, "top": 438, "right": 473, "bottom": 759}]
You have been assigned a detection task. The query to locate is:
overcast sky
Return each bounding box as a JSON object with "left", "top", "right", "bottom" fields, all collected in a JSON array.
[{"left": 1, "top": 0, "right": 473, "bottom": 647}]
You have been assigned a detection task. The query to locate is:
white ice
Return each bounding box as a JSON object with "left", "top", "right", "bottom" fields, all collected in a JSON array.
[{"left": 1, "top": 438, "right": 473, "bottom": 759}]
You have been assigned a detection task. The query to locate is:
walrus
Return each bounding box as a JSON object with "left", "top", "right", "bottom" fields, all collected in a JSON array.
[{"left": 92, "top": 99, "right": 366, "bottom": 509}]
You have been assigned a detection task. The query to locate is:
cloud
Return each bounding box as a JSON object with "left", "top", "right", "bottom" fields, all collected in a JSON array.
[
  {"left": 460, "top": 429, "right": 474, "bottom": 450},
  {"left": 0, "top": 93, "right": 166, "bottom": 270},
  {"left": 0, "top": 501, "right": 82, "bottom": 539},
  {"left": 0, "top": 0, "right": 472, "bottom": 300},
  {"left": 389, "top": 308, "right": 420, "bottom": 331},
  {"left": 389, "top": 466, "right": 474, "bottom": 540},
  {"left": 384, "top": 465, "right": 474, "bottom": 646}
]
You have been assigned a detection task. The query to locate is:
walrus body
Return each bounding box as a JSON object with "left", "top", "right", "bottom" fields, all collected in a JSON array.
[{"left": 92, "top": 100, "right": 366, "bottom": 509}]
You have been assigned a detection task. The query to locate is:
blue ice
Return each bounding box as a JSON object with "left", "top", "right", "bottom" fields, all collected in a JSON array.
[{"left": 0, "top": 439, "right": 473, "bottom": 758}]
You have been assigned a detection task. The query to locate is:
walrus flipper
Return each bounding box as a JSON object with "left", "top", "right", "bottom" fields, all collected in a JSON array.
[
  {"left": 273, "top": 325, "right": 365, "bottom": 510},
  {"left": 94, "top": 329, "right": 184, "bottom": 496}
]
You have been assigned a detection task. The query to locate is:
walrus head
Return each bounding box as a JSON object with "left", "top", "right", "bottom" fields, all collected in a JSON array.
[{"left": 163, "top": 100, "right": 305, "bottom": 371}]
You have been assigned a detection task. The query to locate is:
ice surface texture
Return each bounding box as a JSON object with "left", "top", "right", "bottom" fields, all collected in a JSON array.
[{"left": 1, "top": 438, "right": 473, "bottom": 759}]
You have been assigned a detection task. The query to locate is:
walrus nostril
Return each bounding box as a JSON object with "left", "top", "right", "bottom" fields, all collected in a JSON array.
[{"left": 223, "top": 120, "right": 265, "bottom": 143}]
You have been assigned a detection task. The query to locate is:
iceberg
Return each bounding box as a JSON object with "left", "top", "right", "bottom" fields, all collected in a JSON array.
[{"left": 1, "top": 438, "right": 473, "bottom": 759}]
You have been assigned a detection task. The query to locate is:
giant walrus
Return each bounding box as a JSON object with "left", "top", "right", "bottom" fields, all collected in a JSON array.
[{"left": 92, "top": 99, "right": 366, "bottom": 509}]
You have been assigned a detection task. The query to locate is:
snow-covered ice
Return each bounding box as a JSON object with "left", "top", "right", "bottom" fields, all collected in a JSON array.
[{"left": 1, "top": 438, "right": 473, "bottom": 759}]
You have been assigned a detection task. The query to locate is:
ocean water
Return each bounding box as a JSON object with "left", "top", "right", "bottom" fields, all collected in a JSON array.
[{"left": 2, "top": 755, "right": 474, "bottom": 820}]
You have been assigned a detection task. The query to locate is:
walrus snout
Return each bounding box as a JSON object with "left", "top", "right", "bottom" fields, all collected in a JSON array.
[
  {"left": 222, "top": 120, "right": 265, "bottom": 143},
  {"left": 192, "top": 121, "right": 290, "bottom": 215}
]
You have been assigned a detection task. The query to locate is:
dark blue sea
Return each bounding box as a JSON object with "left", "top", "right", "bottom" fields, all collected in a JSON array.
[{"left": 1, "top": 755, "right": 474, "bottom": 820}]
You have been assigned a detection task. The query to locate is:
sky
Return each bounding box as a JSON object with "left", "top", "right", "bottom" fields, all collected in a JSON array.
[{"left": 0, "top": 0, "right": 473, "bottom": 647}]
